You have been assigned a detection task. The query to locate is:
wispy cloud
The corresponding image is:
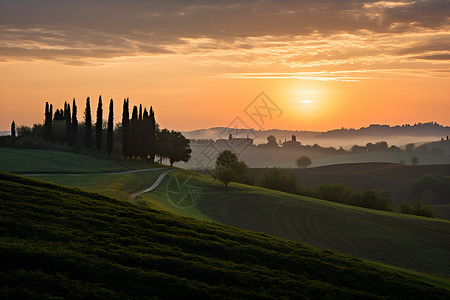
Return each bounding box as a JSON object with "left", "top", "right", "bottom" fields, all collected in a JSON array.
[
  {"left": 0, "top": 0, "right": 448, "bottom": 75},
  {"left": 216, "top": 68, "right": 450, "bottom": 81}
]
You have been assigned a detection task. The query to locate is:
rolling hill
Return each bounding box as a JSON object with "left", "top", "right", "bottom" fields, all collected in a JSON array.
[
  {"left": 30, "top": 169, "right": 450, "bottom": 279},
  {"left": 248, "top": 162, "right": 450, "bottom": 220},
  {"left": 2, "top": 148, "right": 450, "bottom": 279},
  {"left": 0, "top": 147, "right": 155, "bottom": 174},
  {"left": 1, "top": 172, "right": 450, "bottom": 298}
]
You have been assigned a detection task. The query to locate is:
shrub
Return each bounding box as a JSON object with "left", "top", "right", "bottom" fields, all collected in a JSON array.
[
  {"left": 296, "top": 156, "right": 312, "bottom": 168},
  {"left": 398, "top": 200, "right": 433, "bottom": 218},
  {"left": 312, "top": 184, "right": 393, "bottom": 211},
  {"left": 256, "top": 168, "right": 297, "bottom": 194}
]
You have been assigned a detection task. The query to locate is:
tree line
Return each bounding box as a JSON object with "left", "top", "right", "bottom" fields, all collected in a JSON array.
[
  {"left": 44, "top": 96, "right": 115, "bottom": 155},
  {"left": 7, "top": 96, "right": 191, "bottom": 166}
]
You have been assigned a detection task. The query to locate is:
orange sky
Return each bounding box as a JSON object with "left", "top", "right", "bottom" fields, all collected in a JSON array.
[{"left": 1, "top": 1, "right": 449, "bottom": 132}]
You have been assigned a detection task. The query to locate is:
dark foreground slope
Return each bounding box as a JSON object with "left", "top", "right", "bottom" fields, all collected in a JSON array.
[{"left": 1, "top": 173, "right": 449, "bottom": 299}]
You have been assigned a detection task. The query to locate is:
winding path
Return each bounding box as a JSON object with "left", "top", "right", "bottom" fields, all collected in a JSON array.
[{"left": 128, "top": 169, "right": 174, "bottom": 202}]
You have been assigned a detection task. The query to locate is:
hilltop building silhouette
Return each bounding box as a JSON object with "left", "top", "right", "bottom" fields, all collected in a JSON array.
[{"left": 282, "top": 135, "right": 302, "bottom": 148}]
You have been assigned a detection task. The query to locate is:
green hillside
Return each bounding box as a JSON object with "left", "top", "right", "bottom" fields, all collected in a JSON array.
[
  {"left": 1, "top": 173, "right": 449, "bottom": 299},
  {"left": 0, "top": 147, "right": 154, "bottom": 174},
  {"left": 3, "top": 148, "right": 450, "bottom": 279},
  {"left": 30, "top": 169, "right": 450, "bottom": 279}
]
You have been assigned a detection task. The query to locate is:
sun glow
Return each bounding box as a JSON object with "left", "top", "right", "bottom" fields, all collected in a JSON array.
[{"left": 300, "top": 100, "right": 313, "bottom": 104}]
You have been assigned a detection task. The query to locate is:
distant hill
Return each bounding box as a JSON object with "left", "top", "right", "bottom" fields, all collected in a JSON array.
[
  {"left": 183, "top": 122, "right": 450, "bottom": 148},
  {"left": 3, "top": 173, "right": 450, "bottom": 298}
]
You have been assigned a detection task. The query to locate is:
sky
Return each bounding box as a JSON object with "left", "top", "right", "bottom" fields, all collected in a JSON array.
[{"left": 0, "top": 0, "right": 449, "bottom": 132}]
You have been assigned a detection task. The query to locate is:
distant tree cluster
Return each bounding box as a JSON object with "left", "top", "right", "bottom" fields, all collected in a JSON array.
[
  {"left": 41, "top": 96, "right": 113, "bottom": 153},
  {"left": 156, "top": 129, "right": 192, "bottom": 166},
  {"left": 121, "top": 99, "right": 157, "bottom": 162},
  {"left": 350, "top": 141, "right": 401, "bottom": 153},
  {"left": 302, "top": 184, "right": 393, "bottom": 211},
  {"left": 399, "top": 200, "right": 433, "bottom": 218},
  {"left": 254, "top": 168, "right": 393, "bottom": 212},
  {"left": 407, "top": 143, "right": 445, "bottom": 156},
  {"left": 4, "top": 96, "right": 191, "bottom": 165},
  {"left": 256, "top": 168, "right": 297, "bottom": 193}
]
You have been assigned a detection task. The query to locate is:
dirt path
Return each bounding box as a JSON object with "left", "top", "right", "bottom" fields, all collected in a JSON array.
[{"left": 128, "top": 170, "right": 174, "bottom": 202}]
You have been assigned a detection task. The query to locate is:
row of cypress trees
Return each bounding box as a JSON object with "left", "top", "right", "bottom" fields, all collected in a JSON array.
[
  {"left": 44, "top": 96, "right": 115, "bottom": 155},
  {"left": 42, "top": 96, "right": 157, "bottom": 159},
  {"left": 122, "top": 98, "right": 156, "bottom": 162},
  {"left": 44, "top": 99, "right": 78, "bottom": 146}
]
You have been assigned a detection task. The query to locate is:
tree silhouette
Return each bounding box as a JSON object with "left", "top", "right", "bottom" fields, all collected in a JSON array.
[
  {"left": 296, "top": 156, "right": 312, "bottom": 168},
  {"left": 411, "top": 156, "right": 419, "bottom": 166},
  {"left": 64, "top": 102, "right": 71, "bottom": 145},
  {"left": 130, "top": 106, "right": 138, "bottom": 158},
  {"left": 71, "top": 98, "right": 78, "bottom": 146},
  {"left": 54, "top": 109, "right": 64, "bottom": 121},
  {"left": 84, "top": 97, "right": 92, "bottom": 148},
  {"left": 10, "top": 121, "right": 15, "bottom": 137},
  {"left": 44, "top": 102, "right": 52, "bottom": 140},
  {"left": 168, "top": 130, "right": 192, "bottom": 167},
  {"left": 142, "top": 108, "right": 150, "bottom": 160},
  {"left": 214, "top": 150, "right": 247, "bottom": 188},
  {"left": 95, "top": 96, "right": 103, "bottom": 152},
  {"left": 122, "top": 98, "right": 130, "bottom": 158},
  {"left": 156, "top": 128, "right": 171, "bottom": 163},
  {"left": 266, "top": 135, "right": 278, "bottom": 147},
  {"left": 149, "top": 107, "right": 156, "bottom": 163},
  {"left": 138, "top": 104, "right": 144, "bottom": 160},
  {"left": 107, "top": 99, "right": 114, "bottom": 156}
]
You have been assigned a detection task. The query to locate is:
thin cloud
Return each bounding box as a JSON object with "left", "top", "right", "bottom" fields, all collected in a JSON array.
[
  {"left": 414, "top": 54, "right": 450, "bottom": 60},
  {"left": 0, "top": 0, "right": 448, "bottom": 75}
]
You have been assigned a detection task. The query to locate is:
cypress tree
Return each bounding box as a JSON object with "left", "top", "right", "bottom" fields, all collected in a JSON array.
[
  {"left": 49, "top": 104, "right": 53, "bottom": 140},
  {"left": 122, "top": 98, "right": 130, "bottom": 158},
  {"left": 138, "top": 104, "right": 143, "bottom": 159},
  {"left": 11, "top": 120, "right": 15, "bottom": 137},
  {"left": 72, "top": 98, "right": 78, "bottom": 146},
  {"left": 85, "top": 97, "right": 92, "bottom": 148},
  {"left": 44, "top": 102, "right": 50, "bottom": 140},
  {"left": 130, "top": 106, "right": 138, "bottom": 159},
  {"left": 149, "top": 106, "right": 156, "bottom": 163},
  {"left": 95, "top": 95, "right": 103, "bottom": 152},
  {"left": 142, "top": 108, "right": 149, "bottom": 160},
  {"left": 107, "top": 99, "right": 114, "bottom": 156},
  {"left": 65, "top": 102, "right": 71, "bottom": 144}
]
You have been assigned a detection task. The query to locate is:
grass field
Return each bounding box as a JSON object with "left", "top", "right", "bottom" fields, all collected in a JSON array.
[
  {"left": 30, "top": 170, "right": 213, "bottom": 221},
  {"left": 193, "top": 182, "right": 450, "bottom": 279},
  {"left": 3, "top": 148, "right": 450, "bottom": 279},
  {"left": 1, "top": 172, "right": 449, "bottom": 298},
  {"left": 0, "top": 147, "right": 155, "bottom": 174},
  {"left": 34, "top": 168, "right": 450, "bottom": 278}
]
